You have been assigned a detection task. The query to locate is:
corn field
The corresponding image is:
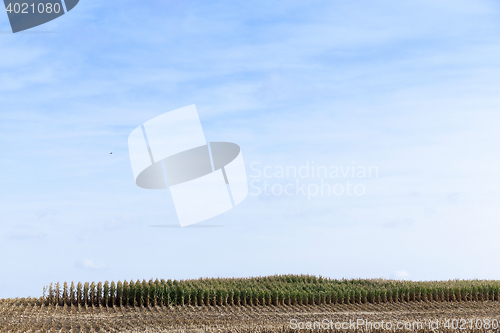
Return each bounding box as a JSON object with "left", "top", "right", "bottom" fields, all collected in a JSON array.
[
  {"left": 2, "top": 296, "right": 500, "bottom": 332},
  {"left": 43, "top": 275, "right": 500, "bottom": 307}
]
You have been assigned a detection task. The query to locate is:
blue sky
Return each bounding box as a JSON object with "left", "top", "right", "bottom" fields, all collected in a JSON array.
[{"left": 1, "top": 0, "right": 500, "bottom": 298}]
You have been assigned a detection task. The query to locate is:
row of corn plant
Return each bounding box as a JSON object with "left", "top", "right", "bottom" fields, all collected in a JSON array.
[{"left": 43, "top": 275, "right": 500, "bottom": 307}]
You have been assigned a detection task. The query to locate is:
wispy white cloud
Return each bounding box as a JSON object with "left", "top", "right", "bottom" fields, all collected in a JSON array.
[
  {"left": 77, "top": 259, "right": 106, "bottom": 271},
  {"left": 394, "top": 270, "right": 411, "bottom": 280},
  {"left": 384, "top": 219, "right": 414, "bottom": 229},
  {"left": 106, "top": 214, "right": 136, "bottom": 230},
  {"left": 5, "top": 230, "right": 47, "bottom": 242}
]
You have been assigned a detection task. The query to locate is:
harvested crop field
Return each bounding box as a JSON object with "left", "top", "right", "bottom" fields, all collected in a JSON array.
[{"left": 1, "top": 298, "right": 500, "bottom": 332}]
